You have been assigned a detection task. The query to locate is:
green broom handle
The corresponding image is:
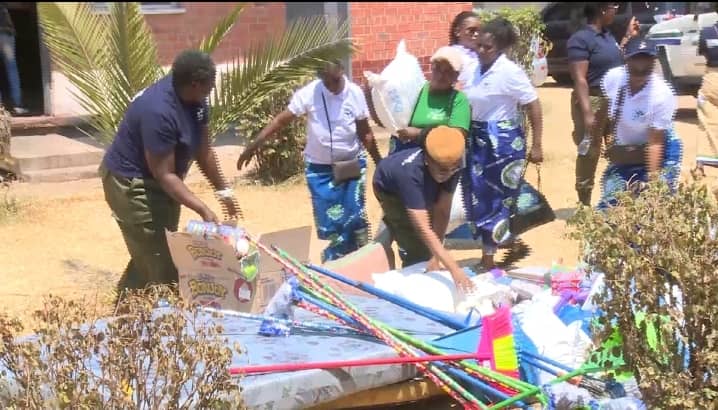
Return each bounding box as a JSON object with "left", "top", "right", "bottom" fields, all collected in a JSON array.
[{"left": 277, "top": 247, "right": 540, "bottom": 401}]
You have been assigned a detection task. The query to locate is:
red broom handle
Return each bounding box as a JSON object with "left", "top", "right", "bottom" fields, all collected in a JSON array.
[{"left": 229, "top": 353, "right": 481, "bottom": 375}]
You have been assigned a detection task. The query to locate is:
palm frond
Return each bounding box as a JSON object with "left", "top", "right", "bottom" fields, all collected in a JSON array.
[
  {"left": 197, "top": 3, "right": 247, "bottom": 55},
  {"left": 103, "top": 2, "right": 164, "bottom": 138},
  {"left": 38, "top": 2, "right": 117, "bottom": 141},
  {"left": 208, "top": 15, "right": 356, "bottom": 138}
]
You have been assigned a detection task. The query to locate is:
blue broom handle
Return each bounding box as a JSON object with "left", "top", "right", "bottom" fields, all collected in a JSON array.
[
  {"left": 520, "top": 351, "right": 575, "bottom": 373},
  {"left": 306, "top": 263, "right": 467, "bottom": 330}
]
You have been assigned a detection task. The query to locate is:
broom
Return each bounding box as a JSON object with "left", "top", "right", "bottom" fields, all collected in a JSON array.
[
  {"left": 475, "top": 305, "right": 520, "bottom": 396},
  {"left": 253, "top": 241, "right": 489, "bottom": 409}
]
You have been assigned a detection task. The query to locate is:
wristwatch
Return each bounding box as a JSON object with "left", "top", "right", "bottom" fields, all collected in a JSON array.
[{"left": 215, "top": 188, "right": 234, "bottom": 200}]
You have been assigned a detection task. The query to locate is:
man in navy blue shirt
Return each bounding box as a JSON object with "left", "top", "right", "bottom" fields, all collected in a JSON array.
[
  {"left": 374, "top": 126, "right": 474, "bottom": 293},
  {"left": 697, "top": 4, "right": 718, "bottom": 163},
  {"left": 100, "top": 50, "right": 239, "bottom": 295}
]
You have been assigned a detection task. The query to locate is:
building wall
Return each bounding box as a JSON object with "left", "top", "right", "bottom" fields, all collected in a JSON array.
[
  {"left": 144, "top": 2, "right": 285, "bottom": 65},
  {"left": 348, "top": 2, "right": 474, "bottom": 86},
  {"left": 50, "top": 2, "right": 285, "bottom": 117}
]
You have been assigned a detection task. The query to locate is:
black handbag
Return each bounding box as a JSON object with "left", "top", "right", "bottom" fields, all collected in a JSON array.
[
  {"left": 509, "top": 164, "right": 556, "bottom": 237},
  {"left": 321, "top": 92, "right": 362, "bottom": 185}
]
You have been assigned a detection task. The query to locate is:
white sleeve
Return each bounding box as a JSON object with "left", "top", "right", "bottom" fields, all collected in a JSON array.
[
  {"left": 601, "top": 67, "right": 622, "bottom": 100},
  {"left": 507, "top": 66, "right": 538, "bottom": 105},
  {"left": 287, "top": 84, "right": 311, "bottom": 116},
  {"left": 650, "top": 86, "right": 677, "bottom": 131},
  {"left": 351, "top": 84, "right": 370, "bottom": 120}
]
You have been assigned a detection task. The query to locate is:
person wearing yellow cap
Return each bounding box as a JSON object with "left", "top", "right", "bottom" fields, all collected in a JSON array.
[
  {"left": 390, "top": 46, "right": 471, "bottom": 155},
  {"left": 373, "top": 125, "right": 475, "bottom": 293}
]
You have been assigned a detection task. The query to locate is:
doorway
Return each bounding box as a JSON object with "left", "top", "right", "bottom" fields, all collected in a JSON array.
[{"left": 2, "top": 3, "right": 45, "bottom": 115}]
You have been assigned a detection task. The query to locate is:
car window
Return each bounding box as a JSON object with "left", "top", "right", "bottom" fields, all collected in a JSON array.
[{"left": 544, "top": 4, "right": 572, "bottom": 21}]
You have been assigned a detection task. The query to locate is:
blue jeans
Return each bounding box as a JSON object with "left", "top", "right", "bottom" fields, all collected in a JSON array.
[{"left": 0, "top": 33, "right": 22, "bottom": 108}]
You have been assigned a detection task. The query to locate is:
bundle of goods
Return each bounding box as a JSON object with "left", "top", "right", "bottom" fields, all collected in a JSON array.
[
  {"left": 184, "top": 220, "right": 260, "bottom": 282},
  {"left": 363, "top": 40, "right": 426, "bottom": 133},
  {"left": 227, "top": 236, "right": 551, "bottom": 410}
]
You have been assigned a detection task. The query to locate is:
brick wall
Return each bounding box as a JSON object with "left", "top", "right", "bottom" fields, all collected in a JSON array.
[
  {"left": 144, "top": 2, "right": 286, "bottom": 65},
  {"left": 348, "top": 2, "right": 474, "bottom": 85}
]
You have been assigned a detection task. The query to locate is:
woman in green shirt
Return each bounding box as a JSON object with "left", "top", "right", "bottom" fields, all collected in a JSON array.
[{"left": 390, "top": 46, "right": 471, "bottom": 154}]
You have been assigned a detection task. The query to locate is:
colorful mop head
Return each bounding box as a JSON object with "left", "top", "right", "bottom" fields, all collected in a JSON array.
[{"left": 476, "top": 305, "right": 520, "bottom": 395}]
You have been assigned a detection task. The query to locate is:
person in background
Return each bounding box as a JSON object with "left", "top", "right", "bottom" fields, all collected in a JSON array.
[
  {"left": 100, "top": 50, "right": 239, "bottom": 296},
  {"left": 567, "top": 2, "right": 639, "bottom": 206},
  {"left": 598, "top": 38, "right": 682, "bottom": 209},
  {"left": 696, "top": 3, "right": 718, "bottom": 159},
  {"left": 373, "top": 125, "right": 475, "bottom": 293},
  {"left": 462, "top": 17, "right": 544, "bottom": 270},
  {"left": 390, "top": 46, "right": 471, "bottom": 154},
  {"left": 449, "top": 10, "right": 481, "bottom": 90},
  {"left": 237, "top": 61, "right": 381, "bottom": 262},
  {"left": 0, "top": 3, "right": 27, "bottom": 115}
]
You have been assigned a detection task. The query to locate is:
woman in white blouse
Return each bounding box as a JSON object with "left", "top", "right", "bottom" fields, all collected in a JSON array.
[
  {"left": 462, "top": 17, "right": 544, "bottom": 270},
  {"left": 598, "top": 38, "right": 683, "bottom": 209}
]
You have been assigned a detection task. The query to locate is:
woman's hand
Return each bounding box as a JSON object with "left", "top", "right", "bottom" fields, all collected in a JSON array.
[
  {"left": 396, "top": 127, "right": 422, "bottom": 143},
  {"left": 625, "top": 16, "right": 640, "bottom": 40},
  {"left": 528, "top": 145, "right": 544, "bottom": 164},
  {"left": 425, "top": 257, "right": 442, "bottom": 273}
]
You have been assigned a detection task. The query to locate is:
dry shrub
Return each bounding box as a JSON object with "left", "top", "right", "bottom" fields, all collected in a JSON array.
[
  {"left": 0, "top": 176, "right": 19, "bottom": 224},
  {"left": 0, "top": 286, "right": 245, "bottom": 409},
  {"left": 569, "top": 181, "right": 718, "bottom": 408}
]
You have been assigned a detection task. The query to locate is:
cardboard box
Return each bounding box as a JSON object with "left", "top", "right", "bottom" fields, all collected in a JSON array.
[{"left": 166, "top": 225, "right": 312, "bottom": 313}]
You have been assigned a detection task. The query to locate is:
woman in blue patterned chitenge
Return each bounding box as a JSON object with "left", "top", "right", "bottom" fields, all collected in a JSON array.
[
  {"left": 598, "top": 38, "right": 682, "bottom": 209},
  {"left": 237, "top": 61, "right": 382, "bottom": 262},
  {"left": 462, "top": 17, "right": 544, "bottom": 270}
]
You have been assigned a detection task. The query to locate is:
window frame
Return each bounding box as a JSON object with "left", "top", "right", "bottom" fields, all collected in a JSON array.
[{"left": 92, "top": 2, "right": 186, "bottom": 15}]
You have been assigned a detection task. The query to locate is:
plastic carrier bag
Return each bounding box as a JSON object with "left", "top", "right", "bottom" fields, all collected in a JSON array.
[{"left": 364, "top": 40, "right": 426, "bottom": 133}]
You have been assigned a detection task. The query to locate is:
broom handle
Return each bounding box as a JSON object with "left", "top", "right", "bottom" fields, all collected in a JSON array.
[
  {"left": 301, "top": 252, "right": 536, "bottom": 394},
  {"left": 229, "top": 352, "right": 479, "bottom": 375},
  {"left": 307, "top": 264, "right": 467, "bottom": 330},
  {"left": 255, "top": 240, "right": 486, "bottom": 409}
]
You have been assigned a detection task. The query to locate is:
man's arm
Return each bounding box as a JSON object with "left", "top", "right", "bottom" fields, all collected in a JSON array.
[
  {"left": 430, "top": 189, "right": 453, "bottom": 241},
  {"left": 196, "top": 125, "right": 230, "bottom": 190},
  {"left": 406, "top": 207, "right": 473, "bottom": 291},
  {"left": 356, "top": 118, "right": 382, "bottom": 164},
  {"left": 145, "top": 149, "right": 217, "bottom": 222},
  {"left": 195, "top": 125, "right": 242, "bottom": 219}
]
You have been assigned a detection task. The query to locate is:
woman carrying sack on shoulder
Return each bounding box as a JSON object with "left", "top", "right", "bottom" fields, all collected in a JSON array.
[
  {"left": 389, "top": 46, "right": 471, "bottom": 155},
  {"left": 598, "top": 38, "right": 682, "bottom": 209},
  {"left": 462, "top": 17, "right": 545, "bottom": 270},
  {"left": 237, "top": 61, "right": 382, "bottom": 262}
]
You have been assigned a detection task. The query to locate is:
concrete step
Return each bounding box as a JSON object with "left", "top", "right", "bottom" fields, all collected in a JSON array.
[
  {"left": 21, "top": 164, "right": 100, "bottom": 183},
  {"left": 11, "top": 133, "right": 105, "bottom": 172}
]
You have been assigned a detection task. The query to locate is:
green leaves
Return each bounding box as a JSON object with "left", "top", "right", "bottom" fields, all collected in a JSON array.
[
  {"left": 39, "top": 2, "right": 355, "bottom": 149},
  {"left": 208, "top": 15, "right": 355, "bottom": 138},
  {"left": 197, "top": 4, "right": 247, "bottom": 55},
  {"left": 567, "top": 180, "right": 718, "bottom": 406}
]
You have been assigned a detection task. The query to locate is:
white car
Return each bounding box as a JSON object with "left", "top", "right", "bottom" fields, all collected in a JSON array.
[{"left": 647, "top": 11, "right": 718, "bottom": 95}]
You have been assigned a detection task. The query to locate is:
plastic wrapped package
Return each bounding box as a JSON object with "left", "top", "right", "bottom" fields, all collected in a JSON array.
[{"left": 363, "top": 40, "right": 426, "bottom": 133}]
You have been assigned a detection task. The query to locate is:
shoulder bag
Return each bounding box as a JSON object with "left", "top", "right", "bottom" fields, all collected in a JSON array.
[{"left": 321, "top": 92, "right": 362, "bottom": 185}]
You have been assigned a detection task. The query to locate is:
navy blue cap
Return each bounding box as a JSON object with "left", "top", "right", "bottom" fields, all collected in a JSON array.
[{"left": 624, "top": 37, "right": 657, "bottom": 58}]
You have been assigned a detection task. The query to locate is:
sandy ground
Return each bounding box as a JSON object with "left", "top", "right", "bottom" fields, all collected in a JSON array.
[{"left": 1, "top": 80, "right": 717, "bottom": 326}]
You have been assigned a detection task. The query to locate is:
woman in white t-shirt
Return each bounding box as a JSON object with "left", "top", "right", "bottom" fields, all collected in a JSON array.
[
  {"left": 237, "top": 61, "right": 382, "bottom": 262},
  {"left": 598, "top": 38, "right": 683, "bottom": 209},
  {"left": 460, "top": 18, "right": 544, "bottom": 270},
  {"left": 448, "top": 10, "right": 480, "bottom": 90}
]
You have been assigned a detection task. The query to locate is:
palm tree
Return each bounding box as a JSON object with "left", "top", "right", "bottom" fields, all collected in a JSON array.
[{"left": 37, "top": 2, "right": 356, "bottom": 144}]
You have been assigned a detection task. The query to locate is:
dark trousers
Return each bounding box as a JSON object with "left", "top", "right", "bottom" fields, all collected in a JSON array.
[
  {"left": 374, "top": 188, "right": 432, "bottom": 268},
  {"left": 571, "top": 91, "right": 610, "bottom": 206},
  {"left": 100, "top": 164, "right": 181, "bottom": 294}
]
